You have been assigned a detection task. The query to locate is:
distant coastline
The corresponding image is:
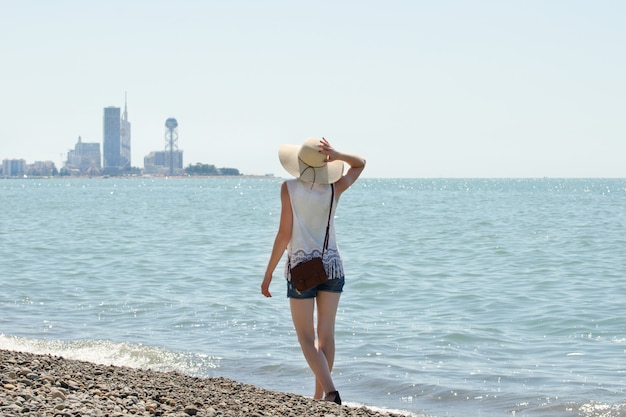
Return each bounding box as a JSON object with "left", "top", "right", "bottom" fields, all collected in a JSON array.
[{"left": 1, "top": 174, "right": 276, "bottom": 180}]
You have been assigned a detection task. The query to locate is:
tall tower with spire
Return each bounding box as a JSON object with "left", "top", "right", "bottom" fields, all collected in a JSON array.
[{"left": 120, "top": 92, "right": 131, "bottom": 170}]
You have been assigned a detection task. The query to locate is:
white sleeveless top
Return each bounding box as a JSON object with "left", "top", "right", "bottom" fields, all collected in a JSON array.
[{"left": 284, "top": 179, "right": 344, "bottom": 280}]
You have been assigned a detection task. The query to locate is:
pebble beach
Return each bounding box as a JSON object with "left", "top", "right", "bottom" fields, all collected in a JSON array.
[{"left": 0, "top": 349, "right": 411, "bottom": 417}]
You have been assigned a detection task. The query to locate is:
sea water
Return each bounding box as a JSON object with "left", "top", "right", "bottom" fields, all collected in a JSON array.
[{"left": 1, "top": 177, "right": 625, "bottom": 417}]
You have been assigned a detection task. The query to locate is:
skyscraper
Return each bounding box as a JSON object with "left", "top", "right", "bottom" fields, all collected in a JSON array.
[
  {"left": 120, "top": 93, "right": 131, "bottom": 170},
  {"left": 103, "top": 106, "right": 121, "bottom": 174}
]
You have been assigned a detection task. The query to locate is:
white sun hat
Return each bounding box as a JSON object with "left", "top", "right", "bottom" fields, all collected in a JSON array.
[{"left": 278, "top": 138, "right": 344, "bottom": 184}]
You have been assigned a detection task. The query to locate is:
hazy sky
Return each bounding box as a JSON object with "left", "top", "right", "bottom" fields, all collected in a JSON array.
[{"left": 1, "top": 0, "right": 624, "bottom": 178}]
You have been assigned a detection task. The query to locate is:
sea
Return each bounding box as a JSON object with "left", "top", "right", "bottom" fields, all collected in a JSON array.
[{"left": 1, "top": 177, "right": 625, "bottom": 417}]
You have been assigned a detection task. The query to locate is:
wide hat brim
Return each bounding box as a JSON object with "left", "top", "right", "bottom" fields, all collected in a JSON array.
[{"left": 278, "top": 138, "right": 344, "bottom": 184}]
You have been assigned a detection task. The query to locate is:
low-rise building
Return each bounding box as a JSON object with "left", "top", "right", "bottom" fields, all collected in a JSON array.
[
  {"left": 144, "top": 150, "right": 184, "bottom": 175},
  {"left": 66, "top": 137, "right": 102, "bottom": 176},
  {"left": 26, "top": 161, "right": 57, "bottom": 176},
  {"left": 2, "top": 159, "right": 26, "bottom": 177}
]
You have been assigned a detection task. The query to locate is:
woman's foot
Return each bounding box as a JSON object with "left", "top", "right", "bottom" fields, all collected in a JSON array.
[{"left": 324, "top": 391, "right": 341, "bottom": 405}]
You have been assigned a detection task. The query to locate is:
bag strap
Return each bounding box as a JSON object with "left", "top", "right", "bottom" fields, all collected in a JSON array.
[{"left": 322, "top": 184, "right": 334, "bottom": 256}]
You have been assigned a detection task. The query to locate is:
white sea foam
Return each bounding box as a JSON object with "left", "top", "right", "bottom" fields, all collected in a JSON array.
[{"left": 0, "top": 334, "right": 220, "bottom": 375}]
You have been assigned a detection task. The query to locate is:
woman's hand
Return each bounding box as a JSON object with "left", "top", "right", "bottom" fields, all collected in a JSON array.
[
  {"left": 261, "top": 273, "right": 273, "bottom": 297},
  {"left": 318, "top": 137, "right": 339, "bottom": 162}
]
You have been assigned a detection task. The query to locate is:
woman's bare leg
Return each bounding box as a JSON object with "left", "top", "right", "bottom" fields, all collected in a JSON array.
[
  {"left": 316, "top": 291, "right": 341, "bottom": 399},
  {"left": 290, "top": 297, "right": 336, "bottom": 398}
]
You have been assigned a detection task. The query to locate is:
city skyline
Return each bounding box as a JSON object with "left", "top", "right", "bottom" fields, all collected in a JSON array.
[{"left": 2, "top": 96, "right": 188, "bottom": 176}]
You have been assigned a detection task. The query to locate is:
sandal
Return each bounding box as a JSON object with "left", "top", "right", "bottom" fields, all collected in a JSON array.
[{"left": 324, "top": 391, "right": 341, "bottom": 405}]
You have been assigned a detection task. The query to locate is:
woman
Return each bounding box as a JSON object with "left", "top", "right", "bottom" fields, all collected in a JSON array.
[{"left": 261, "top": 137, "right": 366, "bottom": 405}]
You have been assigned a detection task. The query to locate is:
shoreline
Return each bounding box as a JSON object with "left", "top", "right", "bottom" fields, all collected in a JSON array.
[
  {"left": 1, "top": 349, "right": 412, "bottom": 417},
  {"left": 0, "top": 174, "right": 277, "bottom": 180}
]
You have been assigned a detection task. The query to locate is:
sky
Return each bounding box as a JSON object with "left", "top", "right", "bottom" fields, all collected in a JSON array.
[{"left": 1, "top": 0, "right": 624, "bottom": 178}]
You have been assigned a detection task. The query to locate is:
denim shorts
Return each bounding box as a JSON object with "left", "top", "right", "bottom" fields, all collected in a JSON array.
[{"left": 287, "top": 276, "right": 345, "bottom": 299}]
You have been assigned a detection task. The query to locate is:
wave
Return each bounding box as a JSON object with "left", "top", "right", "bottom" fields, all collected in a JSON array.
[{"left": 0, "top": 334, "right": 219, "bottom": 377}]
